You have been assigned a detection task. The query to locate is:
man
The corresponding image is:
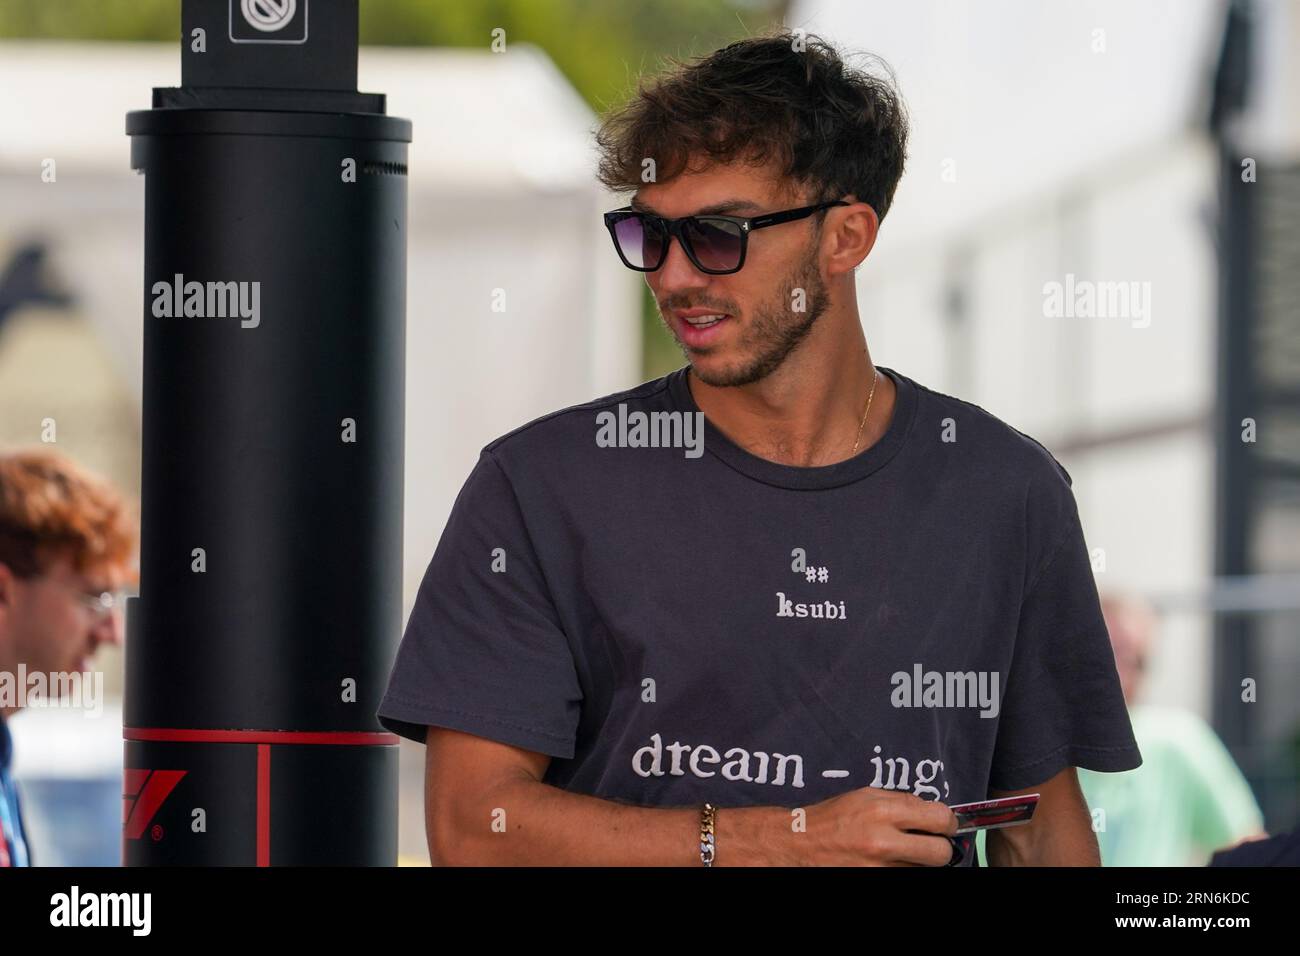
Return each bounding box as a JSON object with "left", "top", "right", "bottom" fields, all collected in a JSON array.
[
  {"left": 1077, "top": 593, "right": 1266, "bottom": 865},
  {"left": 0, "top": 449, "right": 137, "bottom": 866},
  {"left": 378, "top": 29, "right": 1141, "bottom": 865}
]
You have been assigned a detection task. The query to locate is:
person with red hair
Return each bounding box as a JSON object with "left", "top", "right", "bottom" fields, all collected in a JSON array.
[{"left": 0, "top": 449, "right": 137, "bottom": 866}]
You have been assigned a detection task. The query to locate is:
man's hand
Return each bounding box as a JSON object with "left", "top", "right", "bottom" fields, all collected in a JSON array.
[
  {"left": 984, "top": 766, "right": 1098, "bottom": 865},
  {"left": 793, "top": 786, "right": 961, "bottom": 866}
]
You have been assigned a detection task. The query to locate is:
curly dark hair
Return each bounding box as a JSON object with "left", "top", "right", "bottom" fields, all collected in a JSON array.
[{"left": 595, "top": 29, "right": 910, "bottom": 222}]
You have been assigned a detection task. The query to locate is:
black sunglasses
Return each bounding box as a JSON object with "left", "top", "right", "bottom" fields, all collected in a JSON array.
[{"left": 603, "top": 199, "right": 849, "bottom": 275}]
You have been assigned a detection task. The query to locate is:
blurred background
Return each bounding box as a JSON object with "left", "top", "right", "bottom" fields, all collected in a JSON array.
[{"left": 1, "top": 0, "right": 1297, "bottom": 865}]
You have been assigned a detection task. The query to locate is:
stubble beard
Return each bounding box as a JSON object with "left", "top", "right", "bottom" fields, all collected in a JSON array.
[{"left": 674, "top": 242, "right": 829, "bottom": 388}]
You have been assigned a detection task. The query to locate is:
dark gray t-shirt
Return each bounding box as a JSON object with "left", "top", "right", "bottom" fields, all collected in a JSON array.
[{"left": 378, "top": 366, "right": 1141, "bottom": 853}]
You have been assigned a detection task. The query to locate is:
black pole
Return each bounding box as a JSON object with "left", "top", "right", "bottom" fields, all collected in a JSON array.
[
  {"left": 123, "top": 0, "right": 410, "bottom": 865},
  {"left": 1209, "top": 0, "right": 1256, "bottom": 764}
]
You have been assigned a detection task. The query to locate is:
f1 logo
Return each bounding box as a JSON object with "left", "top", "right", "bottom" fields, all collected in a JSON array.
[
  {"left": 230, "top": 0, "right": 308, "bottom": 44},
  {"left": 123, "top": 769, "right": 187, "bottom": 840}
]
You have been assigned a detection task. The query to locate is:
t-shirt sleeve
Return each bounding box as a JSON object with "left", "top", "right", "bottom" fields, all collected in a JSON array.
[
  {"left": 988, "top": 474, "right": 1143, "bottom": 792},
  {"left": 377, "top": 449, "right": 583, "bottom": 758}
]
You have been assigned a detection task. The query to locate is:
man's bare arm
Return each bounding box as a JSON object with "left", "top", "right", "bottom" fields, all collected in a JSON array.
[
  {"left": 984, "top": 766, "right": 1099, "bottom": 866},
  {"left": 423, "top": 726, "right": 960, "bottom": 866}
]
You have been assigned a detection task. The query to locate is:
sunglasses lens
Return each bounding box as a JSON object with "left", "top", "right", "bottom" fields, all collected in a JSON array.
[
  {"left": 684, "top": 217, "right": 744, "bottom": 272},
  {"left": 611, "top": 214, "right": 667, "bottom": 270}
]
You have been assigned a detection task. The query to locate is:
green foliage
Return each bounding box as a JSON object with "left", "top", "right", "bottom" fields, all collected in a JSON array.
[
  {"left": 0, "top": 0, "right": 782, "bottom": 109},
  {"left": 0, "top": 0, "right": 179, "bottom": 40}
]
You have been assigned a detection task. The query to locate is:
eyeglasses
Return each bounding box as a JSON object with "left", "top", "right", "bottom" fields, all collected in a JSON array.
[
  {"left": 603, "top": 199, "right": 849, "bottom": 275},
  {"left": 71, "top": 587, "right": 134, "bottom": 619}
]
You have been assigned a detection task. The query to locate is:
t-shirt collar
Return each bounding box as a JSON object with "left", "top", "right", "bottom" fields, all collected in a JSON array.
[{"left": 666, "top": 363, "right": 917, "bottom": 490}]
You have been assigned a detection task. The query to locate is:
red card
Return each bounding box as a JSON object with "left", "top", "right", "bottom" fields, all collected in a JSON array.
[{"left": 948, "top": 793, "right": 1040, "bottom": 834}]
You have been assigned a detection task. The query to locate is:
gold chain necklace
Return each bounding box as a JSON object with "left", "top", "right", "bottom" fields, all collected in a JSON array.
[{"left": 851, "top": 368, "right": 880, "bottom": 456}]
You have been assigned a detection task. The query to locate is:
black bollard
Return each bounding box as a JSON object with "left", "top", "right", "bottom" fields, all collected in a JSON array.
[{"left": 122, "top": 0, "right": 410, "bottom": 865}]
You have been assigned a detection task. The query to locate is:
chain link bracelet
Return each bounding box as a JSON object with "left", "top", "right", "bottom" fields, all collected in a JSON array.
[{"left": 699, "top": 803, "right": 716, "bottom": 866}]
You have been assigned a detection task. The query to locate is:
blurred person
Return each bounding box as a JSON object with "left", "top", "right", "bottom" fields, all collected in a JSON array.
[
  {"left": 1077, "top": 593, "right": 1266, "bottom": 865},
  {"left": 0, "top": 449, "right": 137, "bottom": 866},
  {"left": 379, "top": 30, "right": 1141, "bottom": 866}
]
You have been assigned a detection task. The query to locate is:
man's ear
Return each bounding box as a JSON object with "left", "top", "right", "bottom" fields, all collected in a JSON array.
[{"left": 825, "top": 198, "right": 879, "bottom": 277}]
